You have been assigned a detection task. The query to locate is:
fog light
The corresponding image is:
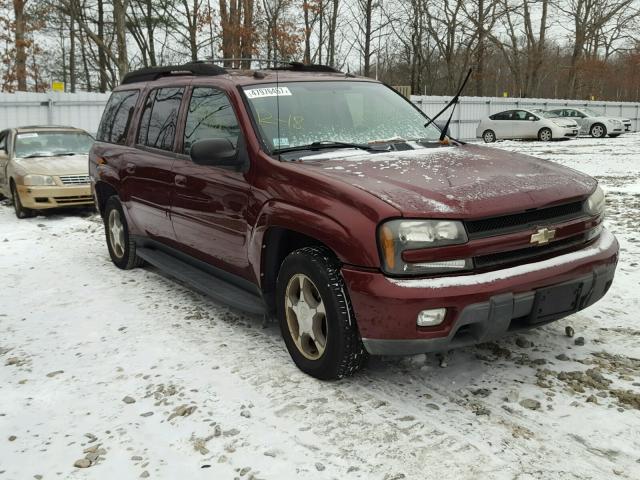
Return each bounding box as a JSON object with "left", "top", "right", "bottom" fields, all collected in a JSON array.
[{"left": 417, "top": 308, "right": 446, "bottom": 327}]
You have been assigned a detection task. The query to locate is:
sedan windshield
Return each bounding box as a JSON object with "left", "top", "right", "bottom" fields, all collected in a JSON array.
[
  {"left": 242, "top": 81, "right": 441, "bottom": 153},
  {"left": 15, "top": 131, "right": 94, "bottom": 158}
]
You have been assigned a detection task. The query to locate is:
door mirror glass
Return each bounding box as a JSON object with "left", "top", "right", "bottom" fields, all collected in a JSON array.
[{"left": 190, "top": 138, "right": 239, "bottom": 167}]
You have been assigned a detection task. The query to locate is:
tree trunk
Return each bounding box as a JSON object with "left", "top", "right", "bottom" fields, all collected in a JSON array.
[
  {"left": 14, "top": 0, "right": 28, "bottom": 91},
  {"left": 70, "top": 17, "right": 76, "bottom": 93},
  {"left": 98, "top": 0, "right": 107, "bottom": 92},
  {"left": 113, "top": 0, "right": 129, "bottom": 80}
]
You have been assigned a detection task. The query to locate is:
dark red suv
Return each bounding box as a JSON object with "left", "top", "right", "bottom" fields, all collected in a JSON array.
[{"left": 89, "top": 62, "right": 618, "bottom": 379}]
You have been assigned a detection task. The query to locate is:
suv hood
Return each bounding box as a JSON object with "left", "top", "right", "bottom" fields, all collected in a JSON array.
[
  {"left": 14, "top": 154, "right": 89, "bottom": 176},
  {"left": 302, "top": 144, "right": 596, "bottom": 218}
]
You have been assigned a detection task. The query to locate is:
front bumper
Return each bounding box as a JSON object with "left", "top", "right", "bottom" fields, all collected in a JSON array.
[
  {"left": 17, "top": 184, "right": 94, "bottom": 209},
  {"left": 342, "top": 230, "right": 618, "bottom": 355}
]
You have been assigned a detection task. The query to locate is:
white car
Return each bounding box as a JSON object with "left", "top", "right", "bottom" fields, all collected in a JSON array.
[
  {"left": 476, "top": 109, "right": 579, "bottom": 143},
  {"left": 547, "top": 107, "right": 629, "bottom": 138}
]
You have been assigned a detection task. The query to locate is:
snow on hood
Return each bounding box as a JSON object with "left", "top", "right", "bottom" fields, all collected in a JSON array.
[
  {"left": 14, "top": 154, "right": 89, "bottom": 176},
  {"left": 302, "top": 144, "right": 596, "bottom": 218}
]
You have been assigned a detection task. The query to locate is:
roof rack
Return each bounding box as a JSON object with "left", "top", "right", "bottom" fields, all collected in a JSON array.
[
  {"left": 207, "top": 58, "right": 342, "bottom": 73},
  {"left": 121, "top": 61, "right": 226, "bottom": 85}
]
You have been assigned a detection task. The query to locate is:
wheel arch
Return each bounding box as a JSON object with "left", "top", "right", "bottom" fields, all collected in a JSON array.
[{"left": 94, "top": 180, "right": 119, "bottom": 217}]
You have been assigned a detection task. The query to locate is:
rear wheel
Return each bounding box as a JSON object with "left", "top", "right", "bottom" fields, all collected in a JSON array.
[
  {"left": 590, "top": 123, "right": 606, "bottom": 138},
  {"left": 104, "top": 196, "right": 144, "bottom": 270},
  {"left": 11, "top": 182, "right": 34, "bottom": 219},
  {"left": 538, "top": 127, "right": 553, "bottom": 142},
  {"left": 482, "top": 130, "right": 496, "bottom": 143},
  {"left": 276, "top": 246, "right": 367, "bottom": 380}
]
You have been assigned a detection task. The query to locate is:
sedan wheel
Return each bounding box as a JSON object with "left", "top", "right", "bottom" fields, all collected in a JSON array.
[
  {"left": 590, "top": 124, "right": 606, "bottom": 138},
  {"left": 285, "top": 273, "right": 327, "bottom": 360},
  {"left": 11, "top": 182, "right": 34, "bottom": 219},
  {"left": 482, "top": 130, "right": 496, "bottom": 143},
  {"left": 538, "top": 128, "right": 553, "bottom": 142}
]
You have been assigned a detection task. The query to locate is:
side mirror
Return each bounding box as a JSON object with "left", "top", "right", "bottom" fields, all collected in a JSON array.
[
  {"left": 529, "top": 117, "right": 538, "bottom": 121},
  {"left": 190, "top": 138, "right": 239, "bottom": 167}
]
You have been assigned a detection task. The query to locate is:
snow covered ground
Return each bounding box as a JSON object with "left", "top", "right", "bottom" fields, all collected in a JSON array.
[{"left": 1, "top": 134, "right": 639, "bottom": 480}]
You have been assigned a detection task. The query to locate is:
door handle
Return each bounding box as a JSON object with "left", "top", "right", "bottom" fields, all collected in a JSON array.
[
  {"left": 174, "top": 174, "right": 187, "bottom": 187},
  {"left": 125, "top": 162, "right": 136, "bottom": 174}
]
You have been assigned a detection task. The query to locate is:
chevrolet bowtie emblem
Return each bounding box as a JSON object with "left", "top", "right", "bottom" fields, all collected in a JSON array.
[{"left": 530, "top": 227, "right": 556, "bottom": 245}]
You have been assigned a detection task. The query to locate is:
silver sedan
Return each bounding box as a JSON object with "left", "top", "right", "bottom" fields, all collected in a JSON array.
[{"left": 476, "top": 109, "right": 579, "bottom": 142}]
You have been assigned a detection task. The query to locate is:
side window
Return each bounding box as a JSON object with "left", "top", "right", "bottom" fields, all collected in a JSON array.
[
  {"left": 513, "top": 110, "right": 528, "bottom": 120},
  {"left": 97, "top": 90, "right": 140, "bottom": 144},
  {"left": 183, "top": 87, "right": 240, "bottom": 154},
  {"left": 138, "top": 87, "right": 184, "bottom": 151},
  {"left": 490, "top": 111, "right": 511, "bottom": 120}
]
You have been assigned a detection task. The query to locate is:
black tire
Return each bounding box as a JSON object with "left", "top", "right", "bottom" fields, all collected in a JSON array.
[
  {"left": 11, "top": 181, "right": 34, "bottom": 219},
  {"left": 276, "top": 246, "right": 368, "bottom": 380},
  {"left": 538, "top": 127, "right": 553, "bottom": 142},
  {"left": 482, "top": 130, "right": 496, "bottom": 143},
  {"left": 590, "top": 123, "right": 607, "bottom": 138},
  {"left": 103, "top": 196, "right": 144, "bottom": 270},
  {"left": 609, "top": 134, "right": 620, "bottom": 138}
]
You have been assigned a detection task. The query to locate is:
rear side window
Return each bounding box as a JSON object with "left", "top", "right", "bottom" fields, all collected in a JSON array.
[
  {"left": 97, "top": 90, "right": 139, "bottom": 144},
  {"left": 490, "top": 111, "right": 513, "bottom": 120},
  {"left": 183, "top": 87, "right": 241, "bottom": 154},
  {"left": 137, "top": 87, "right": 184, "bottom": 151}
]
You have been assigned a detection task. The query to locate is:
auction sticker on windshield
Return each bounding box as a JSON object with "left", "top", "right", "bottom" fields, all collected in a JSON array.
[
  {"left": 245, "top": 87, "right": 292, "bottom": 99},
  {"left": 17, "top": 133, "right": 39, "bottom": 138}
]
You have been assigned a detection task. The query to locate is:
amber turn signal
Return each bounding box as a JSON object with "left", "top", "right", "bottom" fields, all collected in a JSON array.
[{"left": 379, "top": 225, "right": 396, "bottom": 270}]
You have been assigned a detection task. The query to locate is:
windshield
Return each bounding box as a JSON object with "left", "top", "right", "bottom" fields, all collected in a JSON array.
[
  {"left": 15, "top": 131, "right": 94, "bottom": 158},
  {"left": 581, "top": 107, "right": 602, "bottom": 117},
  {"left": 242, "top": 81, "right": 441, "bottom": 152},
  {"left": 534, "top": 110, "right": 559, "bottom": 118}
]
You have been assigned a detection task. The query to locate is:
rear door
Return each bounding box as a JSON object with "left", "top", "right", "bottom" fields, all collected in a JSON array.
[
  {"left": 123, "top": 87, "right": 184, "bottom": 242},
  {"left": 490, "top": 111, "right": 515, "bottom": 139},
  {"left": 170, "top": 86, "right": 253, "bottom": 279}
]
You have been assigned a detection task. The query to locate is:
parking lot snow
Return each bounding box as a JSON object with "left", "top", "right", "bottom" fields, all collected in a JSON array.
[{"left": 1, "top": 134, "right": 639, "bottom": 480}]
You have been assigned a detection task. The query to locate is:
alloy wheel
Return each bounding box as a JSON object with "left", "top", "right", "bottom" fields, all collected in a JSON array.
[
  {"left": 285, "top": 273, "right": 328, "bottom": 360},
  {"left": 592, "top": 125, "right": 604, "bottom": 138},
  {"left": 108, "top": 209, "right": 126, "bottom": 259}
]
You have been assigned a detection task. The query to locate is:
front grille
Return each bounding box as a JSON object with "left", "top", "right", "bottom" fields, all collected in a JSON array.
[
  {"left": 465, "top": 201, "right": 585, "bottom": 239},
  {"left": 59, "top": 174, "right": 90, "bottom": 185},
  {"left": 54, "top": 195, "right": 93, "bottom": 204},
  {"left": 474, "top": 234, "right": 588, "bottom": 270}
]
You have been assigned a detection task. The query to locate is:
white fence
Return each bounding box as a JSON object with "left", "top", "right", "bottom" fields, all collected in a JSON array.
[
  {"left": 412, "top": 95, "right": 640, "bottom": 140},
  {"left": 0, "top": 92, "right": 110, "bottom": 134},
  {"left": 1, "top": 91, "right": 638, "bottom": 141}
]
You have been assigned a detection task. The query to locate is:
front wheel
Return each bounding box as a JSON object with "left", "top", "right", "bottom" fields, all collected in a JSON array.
[
  {"left": 104, "top": 196, "right": 144, "bottom": 270},
  {"left": 11, "top": 182, "right": 34, "bottom": 219},
  {"left": 590, "top": 123, "right": 607, "bottom": 138},
  {"left": 538, "top": 127, "right": 553, "bottom": 142},
  {"left": 276, "top": 246, "right": 367, "bottom": 380},
  {"left": 482, "top": 130, "right": 496, "bottom": 143}
]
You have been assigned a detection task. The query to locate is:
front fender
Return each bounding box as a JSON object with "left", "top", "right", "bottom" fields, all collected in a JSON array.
[{"left": 248, "top": 200, "right": 380, "bottom": 283}]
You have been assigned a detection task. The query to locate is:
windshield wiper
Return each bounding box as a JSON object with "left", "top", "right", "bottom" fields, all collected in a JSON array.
[
  {"left": 55, "top": 152, "right": 78, "bottom": 156},
  {"left": 424, "top": 68, "right": 472, "bottom": 141},
  {"left": 273, "top": 141, "right": 389, "bottom": 155}
]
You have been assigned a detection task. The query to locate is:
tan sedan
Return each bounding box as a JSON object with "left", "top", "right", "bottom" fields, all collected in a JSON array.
[{"left": 0, "top": 126, "right": 95, "bottom": 218}]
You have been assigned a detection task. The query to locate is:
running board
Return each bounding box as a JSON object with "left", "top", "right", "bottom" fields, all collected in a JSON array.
[{"left": 136, "top": 247, "right": 266, "bottom": 315}]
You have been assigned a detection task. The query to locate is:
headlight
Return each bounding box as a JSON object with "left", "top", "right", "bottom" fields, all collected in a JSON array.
[
  {"left": 378, "top": 219, "right": 470, "bottom": 275},
  {"left": 584, "top": 186, "right": 605, "bottom": 217},
  {"left": 23, "top": 174, "right": 56, "bottom": 186}
]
